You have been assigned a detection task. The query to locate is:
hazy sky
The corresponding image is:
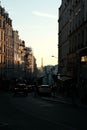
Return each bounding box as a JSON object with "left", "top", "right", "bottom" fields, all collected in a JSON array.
[{"left": 1, "top": 0, "right": 61, "bottom": 67}]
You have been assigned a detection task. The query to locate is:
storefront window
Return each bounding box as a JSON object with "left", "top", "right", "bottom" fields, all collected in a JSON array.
[{"left": 81, "top": 56, "right": 87, "bottom": 62}]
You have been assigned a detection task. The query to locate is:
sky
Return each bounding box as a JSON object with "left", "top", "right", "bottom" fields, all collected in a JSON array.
[{"left": 1, "top": 0, "right": 61, "bottom": 67}]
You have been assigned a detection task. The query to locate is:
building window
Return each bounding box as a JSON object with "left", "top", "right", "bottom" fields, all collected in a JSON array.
[
  {"left": 1, "top": 31, "right": 4, "bottom": 41},
  {"left": 81, "top": 56, "right": 87, "bottom": 62},
  {"left": 86, "top": 27, "right": 87, "bottom": 43},
  {"left": 2, "top": 55, "right": 4, "bottom": 63},
  {"left": 0, "top": 54, "right": 1, "bottom": 63},
  {"left": 2, "top": 45, "right": 4, "bottom": 53},
  {"left": 4, "top": 56, "right": 5, "bottom": 64},
  {"left": 0, "top": 41, "right": 1, "bottom": 48},
  {"left": 0, "top": 31, "right": 1, "bottom": 41},
  {"left": 0, "top": 20, "right": 2, "bottom": 27}
]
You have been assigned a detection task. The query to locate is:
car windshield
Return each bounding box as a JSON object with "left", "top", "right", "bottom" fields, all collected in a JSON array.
[
  {"left": 16, "top": 79, "right": 27, "bottom": 84},
  {"left": 41, "top": 85, "right": 50, "bottom": 88}
]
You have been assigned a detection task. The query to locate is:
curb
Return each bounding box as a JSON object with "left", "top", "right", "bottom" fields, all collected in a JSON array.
[
  {"left": 41, "top": 97, "right": 72, "bottom": 105},
  {"left": 41, "top": 96, "right": 87, "bottom": 109}
]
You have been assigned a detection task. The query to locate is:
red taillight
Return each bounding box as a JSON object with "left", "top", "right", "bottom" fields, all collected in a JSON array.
[{"left": 24, "top": 88, "right": 28, "bottom": 90}]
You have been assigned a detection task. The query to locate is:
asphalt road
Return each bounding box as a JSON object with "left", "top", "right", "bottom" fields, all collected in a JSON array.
[{"left": 0, "top": 92, "right": 87, "bottom": 130}]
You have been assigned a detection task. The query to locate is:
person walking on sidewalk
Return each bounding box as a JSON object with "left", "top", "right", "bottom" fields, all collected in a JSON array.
[
  {"left": 70, "top": 81, "right": 77, "bottom": 106},
  {"left": 52, "top": 84, "right": 57, "bottom": 98},
  {"left": 33, "top": 82, "right": 38, "bottom": 98}
]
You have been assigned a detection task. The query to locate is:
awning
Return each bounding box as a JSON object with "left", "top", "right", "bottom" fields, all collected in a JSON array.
[{"left": 58, "top": 76, "right": 72, "bottom": 82}]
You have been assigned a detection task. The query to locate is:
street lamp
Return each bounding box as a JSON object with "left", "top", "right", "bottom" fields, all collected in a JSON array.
[
  {"left": 51, "top": 55, "right": 58, "bottom": 75},
  {"left": 51, "top": 55, "right": 58, "bottom": 66},
  {"left": 51, "top": 55, "right": 58, "bottom": 59}
]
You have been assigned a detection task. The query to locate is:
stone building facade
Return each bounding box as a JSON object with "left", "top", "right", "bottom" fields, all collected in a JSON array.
[
  {"left": 58, "top": 0, "right": 87, "bottom": 82},
  {"left": 0, "top": 5, "right": 35, "bottom": 79}
]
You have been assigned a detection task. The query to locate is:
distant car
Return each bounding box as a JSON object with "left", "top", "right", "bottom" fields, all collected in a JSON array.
[
  {"left": 13, "top": 79, "right": 28, "bottom": 96},
  {"left": 38, "top": 85, "right": 52, "bottom": 96}
]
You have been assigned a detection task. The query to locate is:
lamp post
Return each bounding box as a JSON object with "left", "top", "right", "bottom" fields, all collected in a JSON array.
[
  {"left": 51, "top": 55, "right": 58, "bottom": 66},
  {"left": 51, "top": 55, "right": 58, "bottom": 73},
  {"left": 52, "top": 55, "right": 58, "bottom": 59},
  {"left": 51, "top": 55, "right": 59, "bottom": 96}
]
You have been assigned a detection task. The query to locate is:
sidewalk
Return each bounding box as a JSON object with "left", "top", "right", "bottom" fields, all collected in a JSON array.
[{"left": 41, "top": 94, "right": 87, "bottom": 109}]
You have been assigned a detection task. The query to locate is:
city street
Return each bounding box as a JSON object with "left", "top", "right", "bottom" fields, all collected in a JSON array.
[{"left": 0, "top": 92, "right": 87, "bottom": 130}]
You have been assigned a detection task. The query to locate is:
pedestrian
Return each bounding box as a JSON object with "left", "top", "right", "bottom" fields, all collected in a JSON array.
[
  {"left": 52, "top": 85, "right": 56, "bottom": 98},
  {"left": 33, "top": 82, "right": 38, "bottom": 97},
  {"left": 70, "top": 81, "right": 76, "bottom": 106}
]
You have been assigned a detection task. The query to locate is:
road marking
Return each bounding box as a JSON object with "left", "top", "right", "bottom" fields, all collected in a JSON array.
[{"left": 15, "top": 105, "right": 77, "bottom": 130}]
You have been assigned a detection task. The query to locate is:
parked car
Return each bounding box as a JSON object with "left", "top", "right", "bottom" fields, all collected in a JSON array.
[
  {"left": 13, "top": 79, "right": 28, "bottom": 96},
  {"left": 38, "top": 85, "right": 52, "bottom": 96},
  {"left": 27, "top": 85, "right": 34, "bottom": 92}
]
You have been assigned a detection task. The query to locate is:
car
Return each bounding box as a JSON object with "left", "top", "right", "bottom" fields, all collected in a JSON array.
[
  {"left": 27, "top": 85, "right": 34, "bottom": 92},
  {"left": 13, "top": 79, "right": 28, "bottom": 96},
  {"left": 38, "top": 84, "right": 52, "bottom": 96}
]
